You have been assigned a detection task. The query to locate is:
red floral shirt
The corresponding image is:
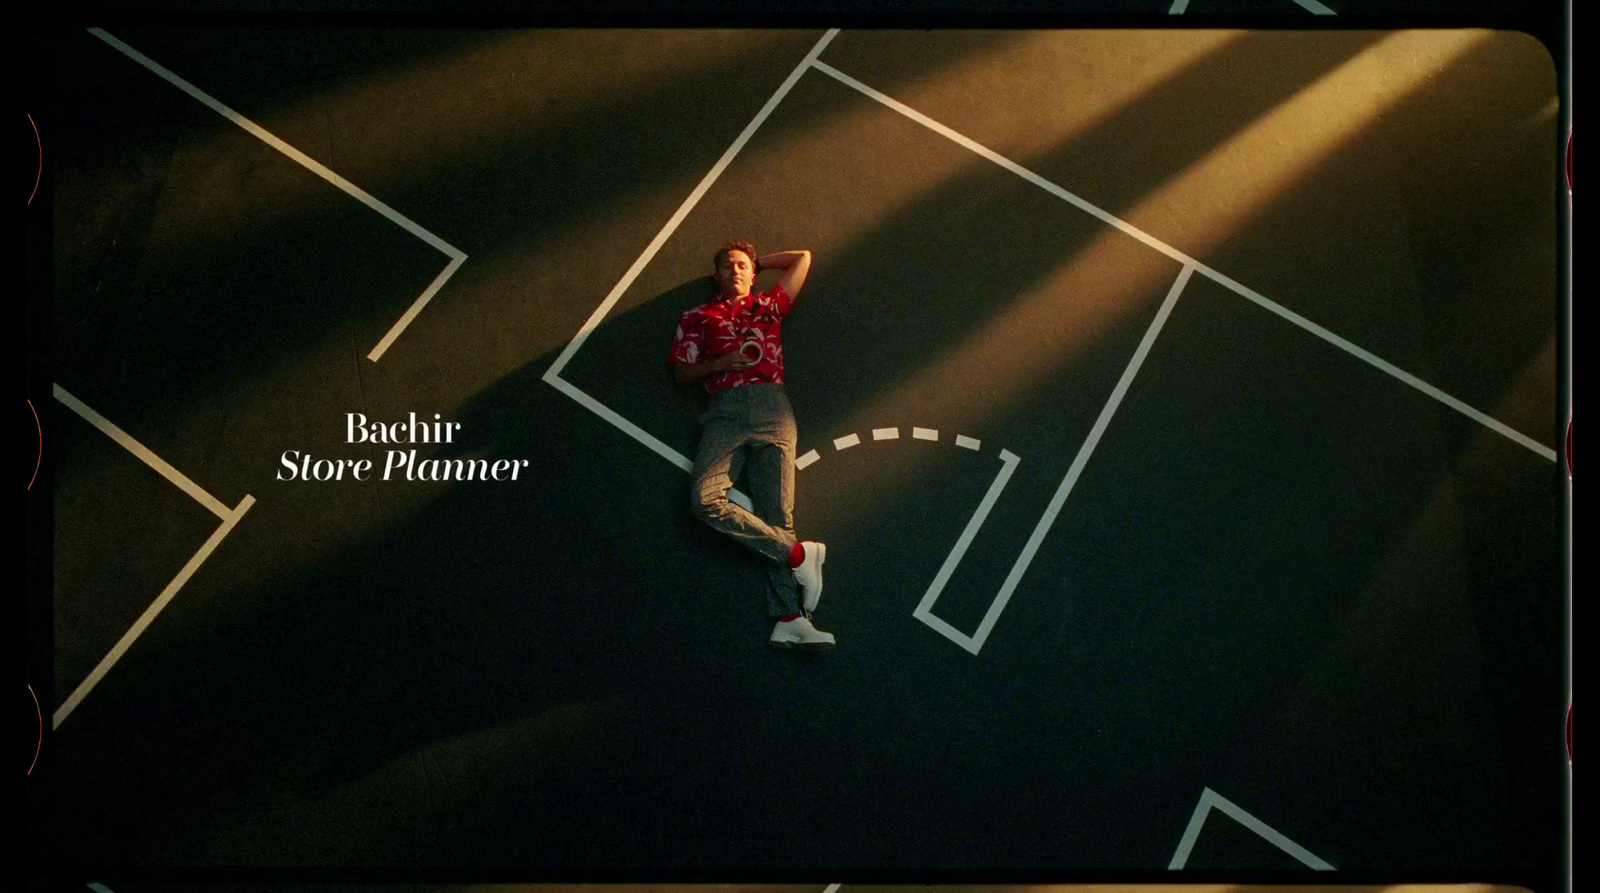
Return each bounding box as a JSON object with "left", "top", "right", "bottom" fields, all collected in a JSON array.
[{"left": 669, "top": 285, "right": 793, "bottom": 393}]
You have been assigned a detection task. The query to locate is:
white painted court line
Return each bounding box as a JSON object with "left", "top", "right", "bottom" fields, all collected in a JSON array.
[
  {"left": 368, "top": 254, "right": 466, "bottom": 362},
  {"left": 822, "top": 885, "right": 842, "bottom": 893},
  {"left": 812, "top": 60, "right": 1198, "bottom": 265},
  {"left": 54, "top": 494, "right": 257, "bottom": 729},
  {"left": 959, "top": 266, "right": 1194, "bottom": 655},
  {"left": 544, "top": 375, "right": 751, "bottom": 508},
  {"left": 87, "top": 29, "right": 467, "bottom": 364},
  {"left": 797, "top": 425, "right": 1008, "bottom": 472},
  {"left": 548, "top": 375, "right": 693, "bottom": 473},
  {"left": 790, "top": 431, "right": 1023, "bottom": 650},
  {"left": 544, "top": 28, "right": 839, "bottom": 388},
  {"left": 809, "top": 59, "right": 1547, "bottom": 463},
  {"left": 526, "top": 37, "right": 1550, "bottom": 656},
  {"left": 51, "top": 386, "right": 258, "bottom": 726},
  {"left": 1171, "top": 0, "right": 1336, "bottom": 12},
  {"left": 54, "top": 384, "right": 231, "bottom": 520},
  {"left": 1204, "top": 267, "right": 1559, "bottom": 463},
  {"left": 1169, "top": 786, "right": 1335, "bottom": 870},
  {"left": 87, "top": 884, "right": 115, "bottom": 893},
  {"left": 913, "top": 448, "right": 1021, "bottom": 654},
  {"left": 541, "top": 30, "right": 838, "bottom": 511}
]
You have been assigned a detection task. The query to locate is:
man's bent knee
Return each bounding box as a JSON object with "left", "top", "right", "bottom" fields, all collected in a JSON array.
[{"left": 690, "top": 479, "right": 730, "bottom": 524}]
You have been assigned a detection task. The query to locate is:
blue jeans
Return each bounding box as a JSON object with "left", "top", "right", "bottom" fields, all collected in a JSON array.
[{"left": 689, "top": 383, "right": 801, "bottom": 618}]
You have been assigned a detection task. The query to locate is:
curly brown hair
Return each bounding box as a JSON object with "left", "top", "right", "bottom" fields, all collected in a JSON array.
[{"left": 713, "top": 239, "right": 759, "bottom": 273}]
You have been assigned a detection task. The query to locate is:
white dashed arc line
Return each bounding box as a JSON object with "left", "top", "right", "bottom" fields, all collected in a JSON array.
[
  {"left": 798, "top": 425, "right": 991, "bottom": 470},
  {"left": 85, "top": 29, "right": 467, "bottom": 364},
  {"left": 51, "top": 384, "right": 256, "bottom": 729},
  {"left": 536, "top": 33, "right": 1552, "bottom": 652},
  {"left": 787, "top": 423, "right": 1031, "bottom": 654},
  {"left": 806, "top": 59, "right": 1551, "bottom": 464}
]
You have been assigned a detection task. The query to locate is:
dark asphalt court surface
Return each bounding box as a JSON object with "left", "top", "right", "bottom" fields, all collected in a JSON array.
[{"left": 32, "top": 23, "right": 1563, "bottom": 882}]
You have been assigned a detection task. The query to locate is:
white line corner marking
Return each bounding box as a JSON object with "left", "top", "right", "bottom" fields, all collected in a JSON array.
[
  {"left": 773, "top": 423, "right": 1030, "bottom": 655},
  {"left": 809, "top": 58, "right": 1548, "bottom": 463},
  {"left": 52, "top": 385, "right": 256, "bottom": 729},
  {"left": 87, "top": 28, "right": 466, "bottom": 363},
  {"left": 911, "top": 448, "right": 1021, "bottom": 654},
  {"left": 540, "top": 35, "right": 1550, "bottom": 647},
  {"left": 539, "top": 30, "right": 839, "bottom": 500},
  {"left": 1171, "top": 0, "right": 1336, "bottom": 14},
  {"left": 1169, "top": 787, "right": 1335, "bottom": 870},
  {"left": 916, "top": 266, "right": 1194, "bottom": 656}
]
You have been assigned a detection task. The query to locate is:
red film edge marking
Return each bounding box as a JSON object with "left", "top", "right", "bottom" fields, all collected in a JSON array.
[
  {"left": 28, "top": 113, "right": 41, "bottom": 207},
  {"left": 28, "top": 403, "right": 40, "bottom": 492},
  {"left": 28, "top": 684, "right": 40, "bottom": 775}
]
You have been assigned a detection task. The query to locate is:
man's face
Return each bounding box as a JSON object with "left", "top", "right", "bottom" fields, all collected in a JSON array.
[{"left": 714, "top": 249, "right": 755, "bottom": 299}]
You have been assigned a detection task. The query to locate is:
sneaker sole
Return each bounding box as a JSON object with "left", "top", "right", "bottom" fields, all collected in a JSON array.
[{"left": 769, "top": 639, "right": 836, "bottom": 650}]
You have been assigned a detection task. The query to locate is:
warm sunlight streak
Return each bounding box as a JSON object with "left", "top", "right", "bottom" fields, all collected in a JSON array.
[
  {"left": 833, "top": 29, "right": 1495, "bottom": 450},
  {"left": 1114, "top": 30, "right": 1496, "bottom": 251},
  {"left": 107, "top": 30, "right": 777, "bottom": 247},
  {"left": 855, "top": 30, "right": 1248, "bottom": 162}
]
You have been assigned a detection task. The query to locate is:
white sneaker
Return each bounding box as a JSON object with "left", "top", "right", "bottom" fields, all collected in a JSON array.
[
  {"left": 793, "top": 541, "right": 826, "bottom": 612},
  {"left": 769, "top": 615, "right": 836, "bottom": 649}
]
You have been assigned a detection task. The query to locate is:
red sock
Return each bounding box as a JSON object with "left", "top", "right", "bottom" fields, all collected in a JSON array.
[
  {"left": 788, "top": 542, "right": 805, "bottom": 568},
  {"left": 778, "top": 612, "right": 802, "bottom": 622}
]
